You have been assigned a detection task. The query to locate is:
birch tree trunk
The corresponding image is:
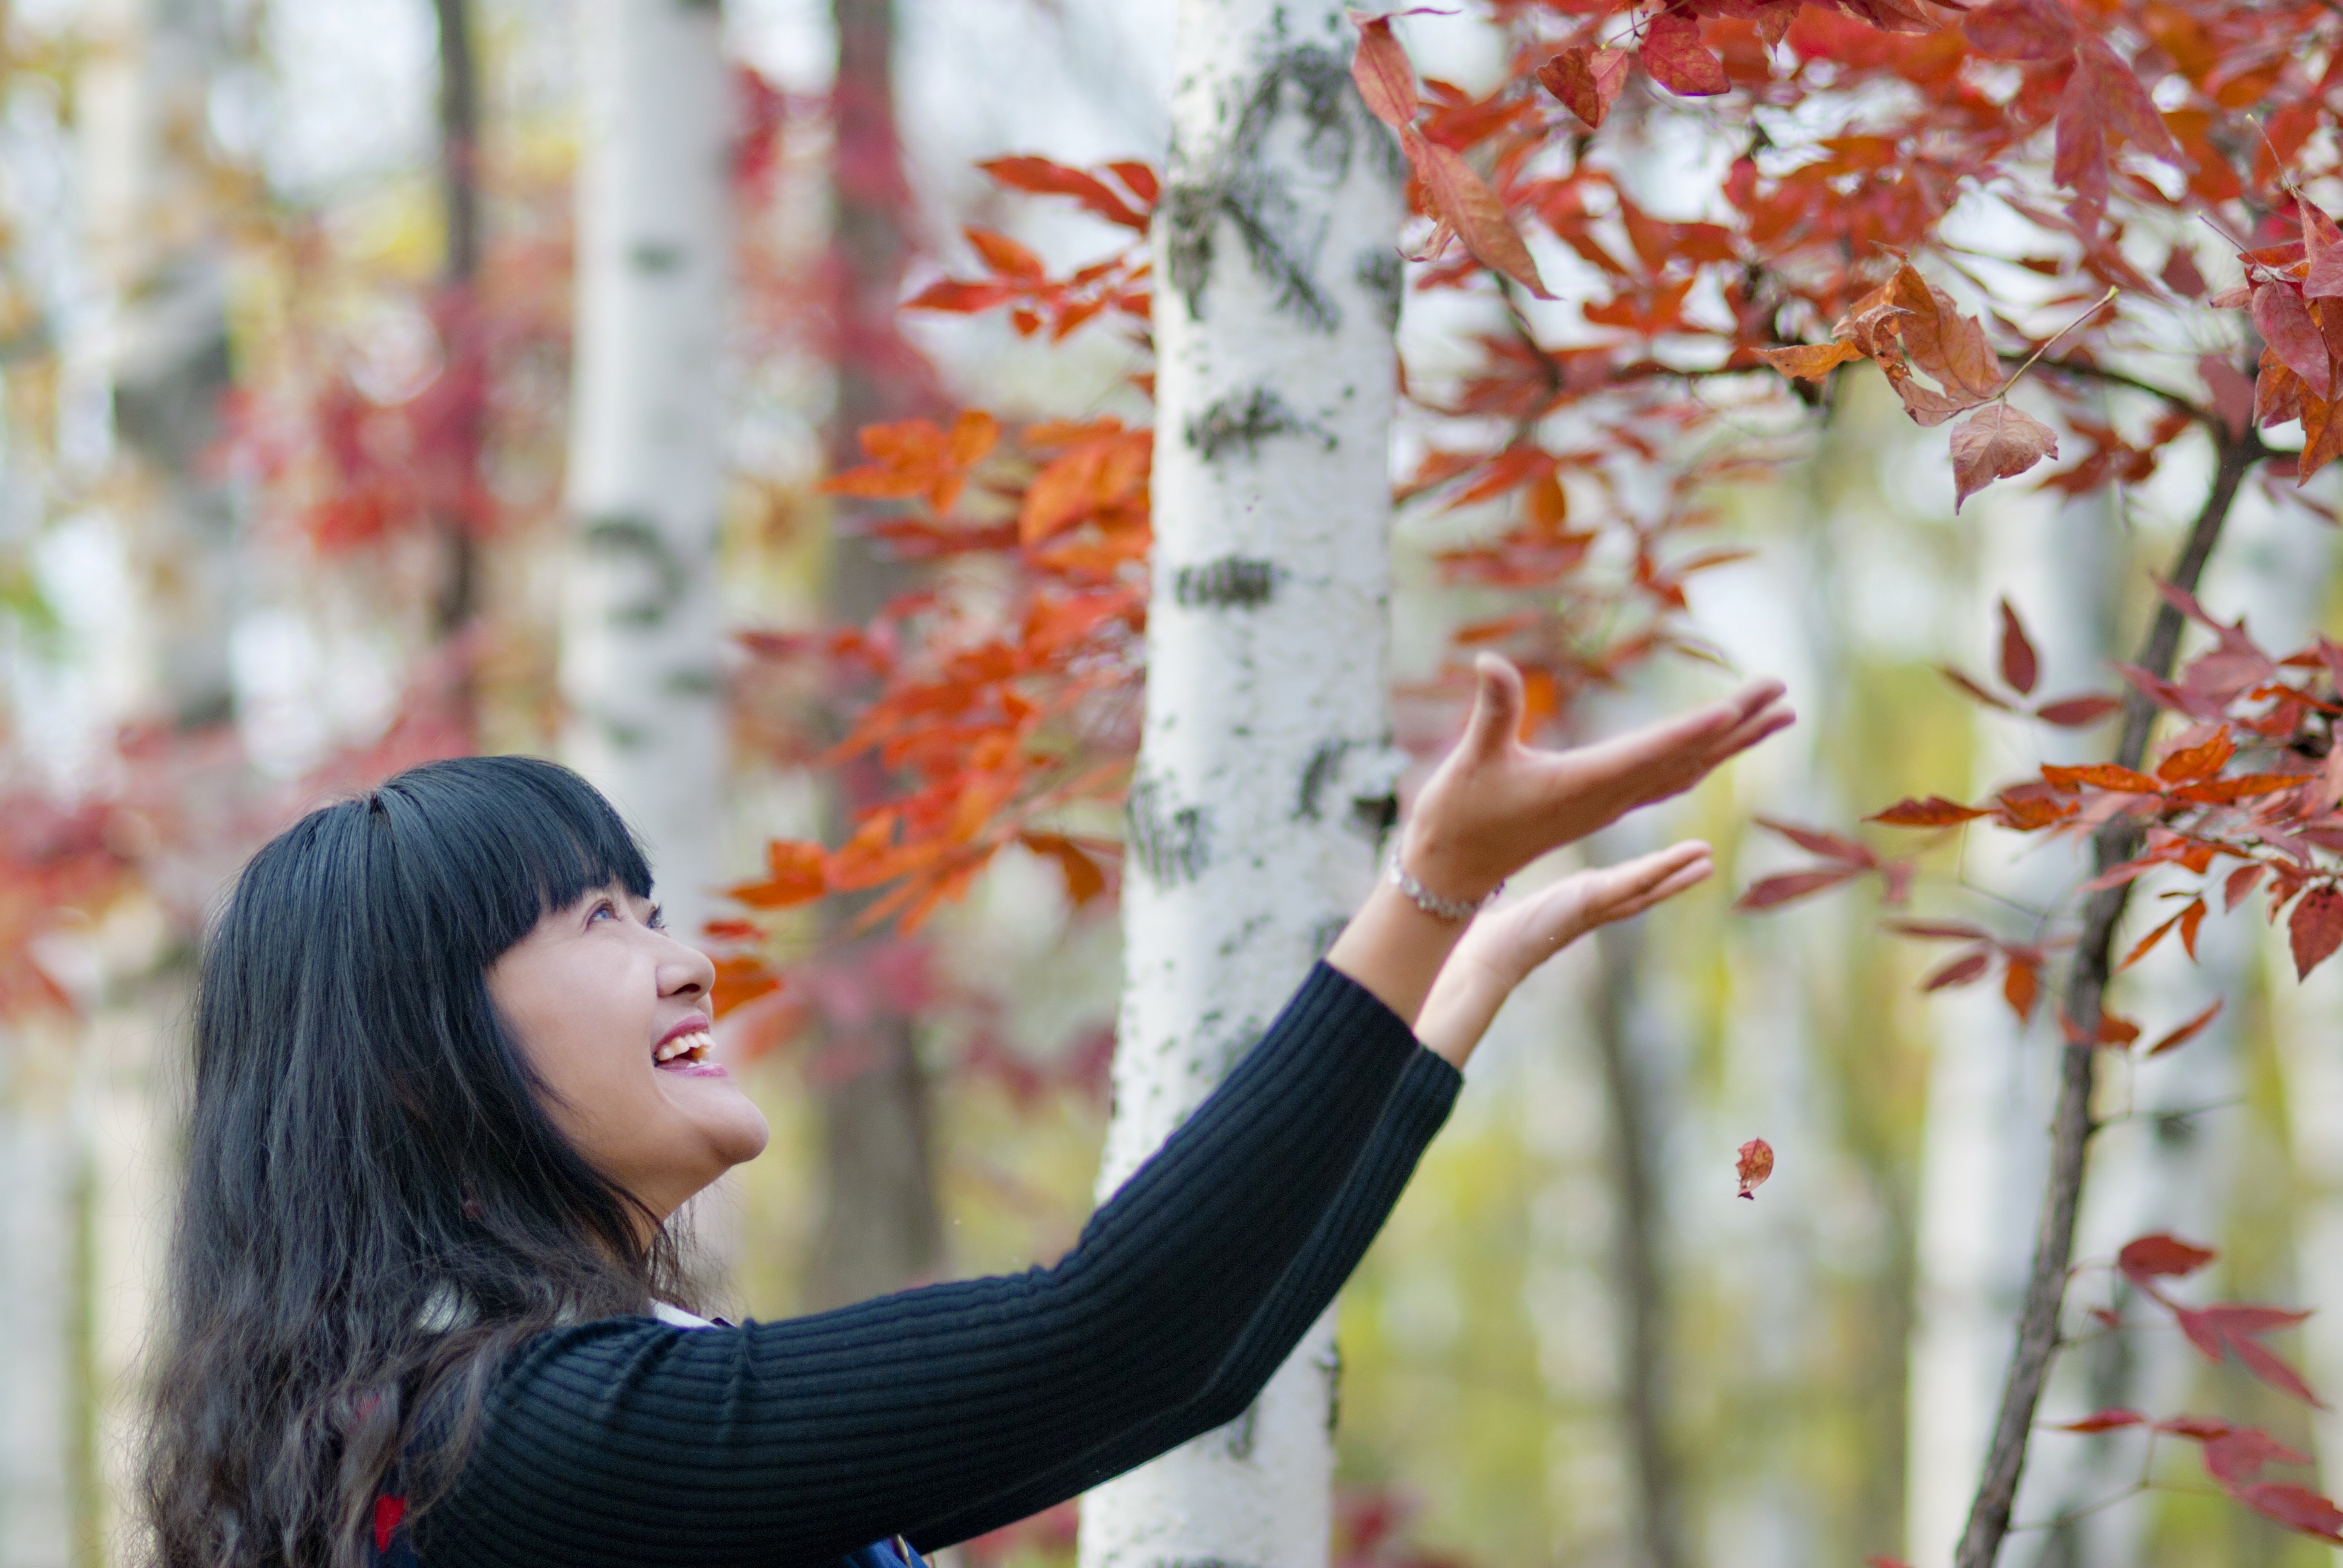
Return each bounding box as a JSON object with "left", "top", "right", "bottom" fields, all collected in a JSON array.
[
  {"left": 1079, "top": 8, "right": 1404, "bottom": 1567},
  {"left": 561, "top": 0, "right": 731, "bottom": 938}
]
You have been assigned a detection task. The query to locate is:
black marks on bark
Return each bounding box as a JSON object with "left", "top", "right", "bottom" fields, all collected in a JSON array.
[
  {"left": 1128, "top": 774, "right": 1212, "bottom": 884},
  {"left": 1351, "top": 791, "right": 1399, "bottom": 844},
  {"left": 580, "top": 514, "right": 687, "bottom": 627},
  {"left": 1296, "top": 739, "right": 1348, "bottom": 820},
  {"left": 1185, "top": 386, "right": 1332, "bottom": 462},
  {"left": 1164, "top": 45, "right": 1379, "bottom": 330},
  {"left": 1174, "top": 556, "right": 1278, "bottom": 609},
  {"left": 1298, "top": 739, "right": 1401, "bottom": 844},
  {"left": 1320, "top": 1336, "right": 1343, "bottom": 1434},
  {"left": 1356, "top": 248, "right": 1404, "bottom": 329}
]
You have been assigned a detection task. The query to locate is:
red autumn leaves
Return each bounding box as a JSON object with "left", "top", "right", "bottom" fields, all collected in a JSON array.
[
  {"left": 2215, "top": 197, "right": 2343, "bottom": 482},
  {"left": 2050, "top": 1234, "right": 2339, "bottom": 1544},
  {"left": 1354, "top": 16, "right": 1553, "bottom": 298},
  {"left": 1742, "top": 589, "right": 2343, "bottom": 1036},
  {"left": 1757, "top": 264, "right": 2063, "bottom": 510}
]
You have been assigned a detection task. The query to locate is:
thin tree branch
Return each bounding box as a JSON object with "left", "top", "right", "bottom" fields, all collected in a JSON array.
[
  {"left": 1950, "top": 414, "right": 2270, "bottom": 1568},
  {"left": 2019, "top": 356, "right": 2219, "bottom": 431}
]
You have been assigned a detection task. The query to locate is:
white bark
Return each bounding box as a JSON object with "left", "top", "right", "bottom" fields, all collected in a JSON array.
[
  {"left": 1080, "top": 8, "right": 1404, "bottom": 1568},
  {"left": 1904, "top": 491, "right": 2119, "bottom": 1568},
  {"left": 561, "top": 0, "right": 732, "bottom": 936}
]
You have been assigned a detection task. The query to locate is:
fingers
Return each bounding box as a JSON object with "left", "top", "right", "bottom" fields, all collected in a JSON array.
[
  {"left": 1586, "top": 840, "right": 1712, "bottom": 918},
  {"left": 1596, "top": 851, "right": 1714, "bottom": 924},
  {"left": 1460, "top": 653, "right": 1527, "bottom": 763}
]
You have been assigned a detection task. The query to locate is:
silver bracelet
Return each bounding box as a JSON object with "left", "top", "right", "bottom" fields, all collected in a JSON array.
[{"left": 1386, "top": 858, "right": 1504, "bottom": 922}]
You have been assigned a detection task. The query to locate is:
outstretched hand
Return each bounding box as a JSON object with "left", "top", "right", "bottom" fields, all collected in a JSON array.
[
  {"left": 1403, "top": 655, "right": 1792, "bottom": 906},
  {"left": 1325, "top": 656, "right": 1792, "bottom": 1044},
  {"left": 1413, "top": 841, "right": 1712, "bottom": 1066}
]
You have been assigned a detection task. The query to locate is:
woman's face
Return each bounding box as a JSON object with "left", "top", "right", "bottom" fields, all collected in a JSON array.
[{"left": 487, "top": 884, "right": 770, "bottom": 1221}]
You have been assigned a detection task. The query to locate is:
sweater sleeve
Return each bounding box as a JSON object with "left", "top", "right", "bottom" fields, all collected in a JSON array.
[
  {"left": 905, "top": 1048, "right": 1460, "bottom": 1551},
  {"left": 418, "top": 964, "right": 1437, "bottom": 1568}
]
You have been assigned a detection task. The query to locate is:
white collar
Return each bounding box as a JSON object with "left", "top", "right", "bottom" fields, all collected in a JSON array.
[{"left": 651, "top": 1300, "right": 718, "bottom": 1330}]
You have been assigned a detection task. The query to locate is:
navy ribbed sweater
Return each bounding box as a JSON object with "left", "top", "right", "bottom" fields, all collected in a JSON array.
[{"left": 416, "top": 963, "right": 1459, "bottom": 1568}]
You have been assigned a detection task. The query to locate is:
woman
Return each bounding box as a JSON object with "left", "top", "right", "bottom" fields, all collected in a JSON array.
[{"left": 142, "top": 656, "right": 1789, "bottom": 1568}]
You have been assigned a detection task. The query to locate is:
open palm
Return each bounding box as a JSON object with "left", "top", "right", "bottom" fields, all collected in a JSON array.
[{"left": 1403, "top": 655, "right": 1794, "bottom": 903}]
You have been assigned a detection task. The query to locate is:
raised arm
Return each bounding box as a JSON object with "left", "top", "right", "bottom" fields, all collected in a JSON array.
[{"left": 421, "top": 965, "right": 1426, "bottom": 1568}]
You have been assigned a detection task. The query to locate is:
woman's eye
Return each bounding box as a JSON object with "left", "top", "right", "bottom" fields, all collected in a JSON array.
[
  {"left": 647, "top": 905, "right": 666, "bottom": 931},
  {"left": 588, "top": 900, "right": 616, "bottom": 923}
]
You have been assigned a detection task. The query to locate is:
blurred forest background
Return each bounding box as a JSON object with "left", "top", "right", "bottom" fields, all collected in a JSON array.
[{"left": 1, "top": 1, "right": 2340, "bottom": 1567}]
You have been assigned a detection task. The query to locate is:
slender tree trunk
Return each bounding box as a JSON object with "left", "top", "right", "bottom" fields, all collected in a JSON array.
[
  {"left": 1592, "top": 921, "right": 1685, "bottom": 1568},
  {"left": 1079, "top": 7, "right": 1404, "bottom": 1566},
  {"left": 560, "top": 0, "right": 731, "bottom": 939},
  {"left": 805, "top": 0, "right": 946, "bottom": 1312},
  {"left": 1951, "top": 417, "right": 2266, "bottom": 1568},
  {"left": 1906, "top": 486, "right": 2119, "bottom": 1567},
  {"left": 431, "top": 0, "right": 485, "bottom": 655}
]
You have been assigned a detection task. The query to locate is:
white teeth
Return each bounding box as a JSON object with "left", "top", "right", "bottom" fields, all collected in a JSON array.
[{"left": 655, "top": 1030, "right": 713, "bottom": 1064}]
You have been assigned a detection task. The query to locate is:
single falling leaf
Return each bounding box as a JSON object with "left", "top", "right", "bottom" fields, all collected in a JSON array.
[
  {"left": 2003, "top": 956, "right": 2039, "bottom": 1022},
  {"left": 1950, "top": 403, "right": 2059, "bottom": 512},
  {"left": 1868, "top": 795, "right": 1989, "bottom": 826},
  {"left": 2116, "top": 1232, "right": 2217, "bottom": 1286},
  {"left": 1735, "top": 1137, "right": 1774, "bottom": 1199},
  {"left": 1640, "top": 12, "right": 1729, "bottom": 97},
  {"left": 2290, "top": 884, "right": 2343, "bottom": 979},
  {"left": 1998, "top": 596, "right": 2040, "bottom": 695},
  {"left": 2148, "top": 997, "right": 2223, "bottom": 1056},
  {"left": 1536, "top": 45, "right": 1630, "bottom": 129},
  {"left": 1754, "top": 339, "right": 1865, "bottom": 380}
]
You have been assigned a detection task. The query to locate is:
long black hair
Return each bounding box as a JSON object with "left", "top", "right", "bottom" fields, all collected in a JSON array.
[{"left": 142, "top": 755, "right": 700, "bottom": 1568}]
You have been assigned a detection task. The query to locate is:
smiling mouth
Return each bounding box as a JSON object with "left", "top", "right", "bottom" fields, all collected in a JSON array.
[{"left": 654, "top": 1028, "right": 715, "bottom": 1070}]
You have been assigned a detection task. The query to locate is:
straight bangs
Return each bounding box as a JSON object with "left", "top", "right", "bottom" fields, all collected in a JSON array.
[{"left": 375, "top": 756, "right": 657, "bottom": 967}]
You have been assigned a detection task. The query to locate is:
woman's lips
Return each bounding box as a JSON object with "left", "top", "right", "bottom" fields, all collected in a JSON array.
[{"left": 652, "top": 1022, "right": 721, "bottom": 1074}]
